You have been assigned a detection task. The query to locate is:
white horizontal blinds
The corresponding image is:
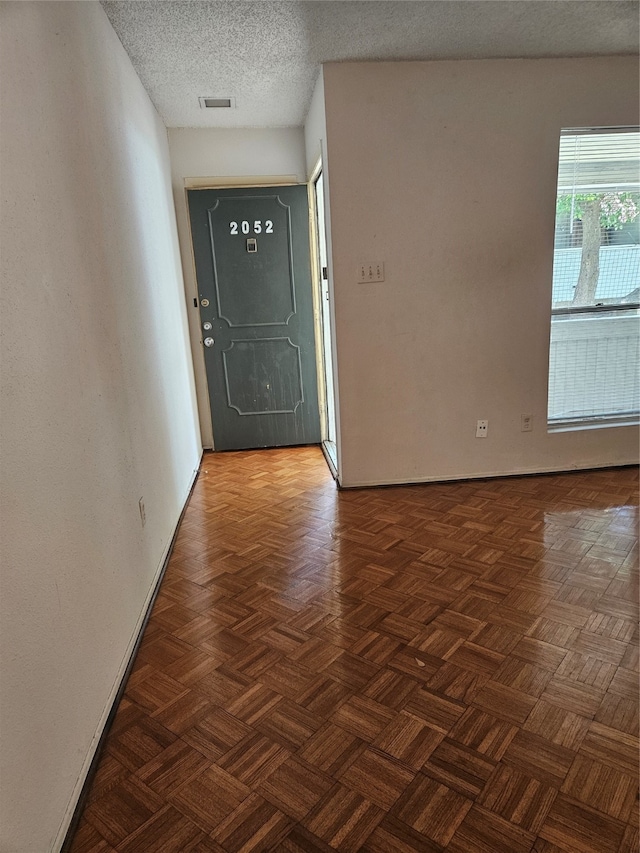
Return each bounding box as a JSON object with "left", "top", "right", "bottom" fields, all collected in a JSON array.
[
  {"left": 557, "top": 130, "right": 640, "bottom": 191},
  {"left": 548, "top": 128, "right": 640, "bottom": 424}
]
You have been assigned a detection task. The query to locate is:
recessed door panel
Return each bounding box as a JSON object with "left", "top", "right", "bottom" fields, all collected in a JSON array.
[
  {"left": 188, "top": 185, "right": 321, "bottom": 450},
  {"left": 223, "top": 338, "right": 303, "bottom": 415}
]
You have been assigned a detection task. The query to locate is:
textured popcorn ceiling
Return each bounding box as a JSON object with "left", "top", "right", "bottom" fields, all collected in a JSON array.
[{"left": 101, "top": 1, "right": 639, "bottom": 128}]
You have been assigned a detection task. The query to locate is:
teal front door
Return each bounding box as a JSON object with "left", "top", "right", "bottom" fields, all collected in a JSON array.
[{"left": 188, "top": 186, "right": 321, "bottom": 450}]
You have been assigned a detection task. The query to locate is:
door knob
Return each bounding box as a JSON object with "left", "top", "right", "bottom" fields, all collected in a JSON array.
[{"left": 204, "top": 337, "right": 214, "bottom": 347}]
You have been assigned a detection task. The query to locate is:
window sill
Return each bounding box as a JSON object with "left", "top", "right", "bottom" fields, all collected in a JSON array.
[{"left": 548, "top": 415, "right": 640, "bottom": 433}]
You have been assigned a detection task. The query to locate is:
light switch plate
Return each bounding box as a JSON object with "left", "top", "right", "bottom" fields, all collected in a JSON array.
[{"left": 357, "top": 262, "right": 385, "bottom": 283}]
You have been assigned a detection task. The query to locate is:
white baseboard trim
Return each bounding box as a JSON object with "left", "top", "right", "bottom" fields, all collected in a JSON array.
[{"left": 340, "top": 460, "right": 639, "bottom": 489}]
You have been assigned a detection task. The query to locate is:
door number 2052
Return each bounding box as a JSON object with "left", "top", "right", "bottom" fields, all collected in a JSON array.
[{"left": 229, "top": 220, "right": 273, "bottom": 235}]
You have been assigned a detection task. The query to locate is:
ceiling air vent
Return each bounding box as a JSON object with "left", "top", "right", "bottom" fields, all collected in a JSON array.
[{"left": 199, "top": 97, "right": 235, "bottom": 109}]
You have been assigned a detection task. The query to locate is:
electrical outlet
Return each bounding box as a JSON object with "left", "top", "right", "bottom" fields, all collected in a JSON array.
[
  {"left": 139, "top": 497, "right": 146, "bottom": 527},
  {"left": 357, "top": 261, "right": 385, "bottom": 283},
  {"left": 521, "top": 413, "right": 533, "bottom": 432},
  {"left": 476, "top": 419, "right": 488, "bottom": 438}
]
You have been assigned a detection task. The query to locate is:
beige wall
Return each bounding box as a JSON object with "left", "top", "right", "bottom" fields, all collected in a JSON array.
[
  {"left": 167, "top": 128, "right": 307, "bottom": 447},
  {"left": 323, "top": 58, "right": 639, "bottom": 487},
  {"left": 0, "top": 4, "right": 201, "bottom": 851},
  {"left": 304, "top": 71, "right": 326, "bottom": 177}
]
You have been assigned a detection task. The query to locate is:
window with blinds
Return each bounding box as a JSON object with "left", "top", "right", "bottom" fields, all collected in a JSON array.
[{"left": 548, "top": 128, "right": 640, "bottom": 428}]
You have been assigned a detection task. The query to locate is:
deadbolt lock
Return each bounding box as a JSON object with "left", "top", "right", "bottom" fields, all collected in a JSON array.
[
  {"left": 204, "top": 337, "right": 214, "bottom": 347},
  {"left": 203, "top": 322, "right": 212, "bottom": 331}
]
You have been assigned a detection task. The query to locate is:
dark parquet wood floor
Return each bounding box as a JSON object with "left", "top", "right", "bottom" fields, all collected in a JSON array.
[{"left": 70, "top": 448, "right": 639, "bottom": 853}]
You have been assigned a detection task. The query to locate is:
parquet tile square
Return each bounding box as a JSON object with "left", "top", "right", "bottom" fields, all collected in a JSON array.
[
  {"left": 183, "top": 708, "right": 253, "bottom": 762},
  {"left": 84, "top": 778, "right": 164, "bottom": 848},
  {"left": 501, "top": 587, "right": 555, "bottom": 616},
  {"left": 511, "top": 636, "right": 568, "bottom": 671},
  {"left": 167, "top": 764, "right": 250, "bottom": 835},
  {"left": 224, "top": 681, "right": 283, "bottom": 724},
  {"left": 349, "top": 630, "right": 403, "bottom": 665},
  {"left": 404, "top": 685, "right": 466, "bottom": 731},
  {"left": 502, "top": 730, "right": 576, "bottom": 787},
  {"left": 297, "top": 674, "right": 353, "bottom": 717},
  {"left": 412, "top": 626, "right": 464, "bottom": 659},
  {"left": 324, "top": 648, "right": 381, "bottom": 689},
  {"left": 465, "top": 680, "right": 539, "bottom": 726},
  {"left": 116, "top": 806, "right": 204, "bottom": 853},
  {"left": 337, "top": 747, "right": 416, "bottom": 809},
  {"left": 468, "top": 622, "right": 523, "bottom": 654},
  {"left": 540, "top": 600, "right": 592, "bottom": 628},
  {"left": 492, "top": 657, "right": 554, "bottom": 698},
  {"left": 297, "top": 722, "right": 366, "bottom": 776},
  {"left": 448, "top": 707, "right": 519, "bottom": 759},
  {"left": 67, "top": 452, "right": 639, "bottom": 853},
  {"left": 257, "top": 659, "right": 318, "bottom": 701},
  {"left": 426, "top": 661, "right": 490, "bottom": 702},
  {"left": 478, "top": 764, "right": 558, "bottom": 832},
  {"left": 446, "top": 804, "right": 536, "bottom": 853},
  {"left": 522, "top": 699, "right": 591, "bottom": 750},
  {"left": 360, "top": 816, "right": 444, "bottom": 852},
  {"left": 107, "top": 716, "right": 177, "bottom": 773},
  {"left": 135, "top": 738, "right": 209, "bottom": 795},
  {"left": 255, "top": 698, "right": 323, "bottom": 751},
  {"left": 376, "top": 613, "right": 424, "bottom": 643},
  {"left": 608, "top": 666, "right": 638, "bottom": 699},
  {"left": 393, "top": 773, "right": 473, "bottom": 845},
  {"left": 193, "top": 667, "right": 252, "bottom": 706},
  {"left": 527, "top": 617, "right": 581, "bottom": 648},
  {"left": 561, "top": 755, "right": 637, "bottom": 822},
  {"left": 539, "top": 794, "right": 627, "bottom": 853},
  {"left": 256, "top": 755, "right": 333, "bottom": 820},
  {"left": 217, "top": 732, "right": 290, "bottom": 785},
  {"left": 422, "top": 737, "right": 497, "bottom": 798},
  {"left": 594, "top": 692, "right": 639, "bottom": 736},
  {"left": 555, "top": 651, "right": 618, "bottom": 691},
  {"left": 541, "top": 676, "right": 605, "bottom": 718},
  {"left": 303, "top": 783, "right": 385, "bottom": 852},
  {"left": 373, "top": 710, "right": 444, "bottom": 769},
  {"left": 151, "top": 690, "right": 213, "bottom": 735},
  {"left": 329, "top": 695, "right": 395, "bottom": 741},
  {"left": 125, "top": 671, "right": 189, "bottom": 714},
  {"left": 222, "top": 640, "right": 281, "bottom": 679},
  {"left": 135, "top": 633, "right": 194, "bottom": 669},
  {"left": 578, "top": 721, "right": 639, "bottom": 777},
  {"left": 363, "top": 670, "right": 420, "bottom": 709},
  {"left": 483, "top": 605, "right": 538, "bottom": 633},
  {"left": 449, "top": 592, "right": 498, "bottom": 620},
  {"left": 211, "top": 793, "right": 293, "bottom": 851},
  {"left": 432, "top": 609, "right": 484, "bottom": 637},
  {"left": 620, "top": 641, "right": 639, "bottom": 672}
]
